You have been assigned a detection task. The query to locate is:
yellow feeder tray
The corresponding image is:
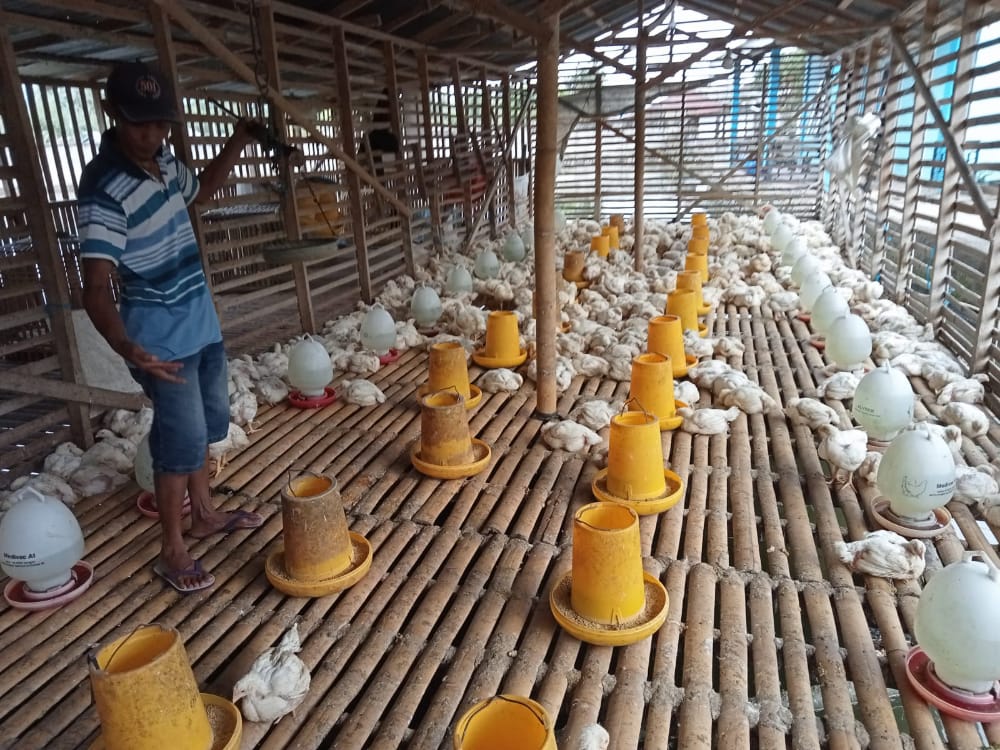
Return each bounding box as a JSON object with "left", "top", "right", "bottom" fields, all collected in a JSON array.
[
  {"left": 659, "top": 399, "right": 687, "bottom": 431},
  {"left": 471, "top": 348, "right": 528, "bottom": 369},
  {"left": 560, "top": 321, "right": 572, "bottom": 334},
  {"left": 671, "top": 353, "right": 699, "bottom": 379},
  {"left": 698, "top": 323, "right": 709, "bottom": 338},
  {"left": 591, "top": 467, "right": 685, "bottom": 515},
  {"left": 696, "top": 302, "right": 712, "bottom": 316},
  {"left": 411, "top": 438, "right": 492, "bottom": 479},
  {"left": 91, "top": 693, "right": 242, "bottom": 750},
  {"left": 265, "top": 531, "right": 373, "bottom": 597},
  {"left": 573, "top": 280, "right": 591, "bottom": 290},
  {"left": 549, "top": 570, "right": 668, "bottom": 647},
  {"left": 417, "top": 383, "right": 483, "bottom": 410}
]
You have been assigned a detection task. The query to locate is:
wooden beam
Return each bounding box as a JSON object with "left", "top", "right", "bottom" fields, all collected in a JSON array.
[
  {"left": 890, "top": 29, "right": 993, "bottom": 231},
  {"left": 256, "top": 0, "right": 315, "bottom": 334},
  {"left": 383, "top": 40, "right": 415, "bottom": 276},
  {"left": 3, "top": 374, "right": 148, "bottom": 411},
  {"left": 534, "top": 17, "right": 559, "bottom": 417},
  {"left": 593, "top": 74, "right": 602, "bottom": 223},
  {"left": 634, "top": 12, "right": 646, "bottom": 272},
  {"left": 437, "top": 0, "right": 544, "bottom": 39},
  {"left": 502, "top": 73, "right": 515, "bottom": 228},
  {"left": 0, "top": 9, "right": 91, "bottom": 448},
  {"left": 152, "top": 0, "right": 409, "bottom": 217},
  {"left": 417, "top": 52, "right": 442, "bottom": 250}
]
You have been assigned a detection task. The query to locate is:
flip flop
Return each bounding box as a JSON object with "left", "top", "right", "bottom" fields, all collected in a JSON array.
[
  {"left": 153, "top": 559, "right": 215, "bottom": 593},
  {"left": 188, "top": 509, "right": 264, "bottom": 539}
]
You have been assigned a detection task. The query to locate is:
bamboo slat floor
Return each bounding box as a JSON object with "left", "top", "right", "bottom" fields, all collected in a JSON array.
[{"left": 2, "top": 300, "right": 1000, "bottom": 750}]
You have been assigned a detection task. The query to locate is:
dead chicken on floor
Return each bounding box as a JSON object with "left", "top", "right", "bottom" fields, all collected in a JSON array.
[{"left": 233, "top": 622, "right": 311, "bottom": 724}]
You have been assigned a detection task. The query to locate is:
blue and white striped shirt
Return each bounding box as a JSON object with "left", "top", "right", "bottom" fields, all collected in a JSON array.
[{"left": 77, "top": 129, "right": 221, "bottom": 360}]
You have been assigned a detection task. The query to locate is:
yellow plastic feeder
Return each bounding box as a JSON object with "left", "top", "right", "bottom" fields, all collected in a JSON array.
[
  {"left": 666, "top": 288, "right": 707, "bottom": 338},
  {"left": 590, "top": 234, "right": 610, "bottom": 258},
  {"left": 592, "top": 408, "right": 685, "bottom": 515},
  {"left": 411, "top": 389, "right": 491, "bottom": 479},
  {"left": 629, "top": 353, "right": 684, "bottom": 431},
  {"left": 691, "top": 223, "right": 710, "bottom": 239},
  {"left": 453, "top": 695, "right": 556, "bottom": 750},
  {"left": 691, "top": 211, "right": 708, "bottom": 227},
  {"left": 677, "top": 270, "right": 711, "bottom": 316},
  {"left": 418, "top": 341, "right": 482, "bottom": 409},
  {"left": 647, "top": 315, "right": 696, "bottom": 377},
  {"left": 549, "top": 502, "right": 669, "bottom": 646},
  {"left": 562, "top": 250, "right": 587, "bottom": 283},
  {"left": 609, "top": 213, "right": 626, "bottom": 233},
  {"left": 687, "top": 236, "right": 709, "bottom": 256},
  {"left": 88, "top": 624, "right": 241, "bottom": 750},
  {"left": 684, "top": 251, "right": 709, "bottom": 283},
  {"left": 472, "top": 311, "right": 527, "bottom": 368},
  {"left": 601, "top": 224, "right": 620, "bottom": 249},
  {"left": 265, "top": 472, "right": 372, "bottom": 597}
]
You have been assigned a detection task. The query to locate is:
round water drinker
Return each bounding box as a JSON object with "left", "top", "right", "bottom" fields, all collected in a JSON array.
[
  {"left": 905, "top": 646, "right": 1000, "bottom": 723},
  {"left": 288, "top": 386, "right": 338, "bottom": 409},
  {"left": 379, "top": 348, "right": 401, "bottom": 365},
  {"left": 136, "top": 491, "right": 192, "bottom": 520},
  {"left": 4, "top": 560, "right": 94, "bottom": 611}
]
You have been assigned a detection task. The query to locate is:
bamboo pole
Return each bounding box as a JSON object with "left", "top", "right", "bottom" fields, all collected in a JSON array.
[
  {"left": 533, "top": 13, "right": 559, "bottom": 418},
  {"left": 3, "top": 374, "right": 147, "bottom": 411},
  {"left": 633, "top": 13, "right": 646, "bottom": 271},
  {"left": 0, "top": 11, "right": 90, "bottom": 447},
  {"left": 151, "top": 0, "right": 408, "bottom": 217},
  {"left": 383, "top": 39, "right": 414, "bottom": 276},
  {"left": 417, "top": 52, "right": 442, "bottom": 250},
  {"left": 593, "top": 74, "right": 602, "bottom": 222},
  {"left": 502, "top": 74, "right": 516, "bottom": 228}
]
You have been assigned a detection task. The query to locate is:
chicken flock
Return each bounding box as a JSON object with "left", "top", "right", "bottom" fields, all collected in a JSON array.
[{"left": 4, "top": 204, "right": 999, "bottom": 733}]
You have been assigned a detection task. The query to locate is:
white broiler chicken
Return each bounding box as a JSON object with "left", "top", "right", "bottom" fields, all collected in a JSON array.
[
  {"left": 816, "top": 371, "right": 860, "bottom": 400},
  {"left": 677, "top": 406, "right": 740, "bottom": 435},
  {"left": 817, "top": 424, "right": 868, "bottom": 487},
  {"left": 339, "top": 379, "right": 386, "bottom": 407},
  {"left": 233, "top": 622, "right": 311, "bottom": 724},
  {"left": 478, "top": 368, "right": 523, "bottom": 393},
  {"left": 673, "top": 380, "right": 700, "bottom": 407},
  {"left": 856, "top": 451, "right": 882, "bottom": 486},
  {"left": 577, "top": 723, "right": 611, "bottom": 750},
  {"left": 953, "top": 464, "right": 1000, "bottom": 505},
  {"left": 568, "top": 398, "right": 618, "bottom": 432},
  {"left": 936, "top": 377, "right": 985, "bottom": 405},
  {"left": 785, "top": 397, "right": 840, "bottom": 430},
  {"left": 918, "top": 422, "right": 965, "bottom": 465},
  {"left": 834, "top": 530, "right": 925, "bottom": 580},
  {"left": 716, "top": 383, "right": 780, "bottom": 415},
  {"left": 540, "top": 420, "right": 603, "bottom": 455},
  {"left": 230, "top": 389, "right": 258, "bottom": 432},
  {"left": 256, "top": 375, "right": 290, "bottom": 406},
  {"left": 942, "top": 401, "right": 991, "bottom": 438},
  {"left": 209, "top": 422, "right": 250, "bottom": 477},
  {"left": 713, "top": 336, "right": 746, "bottom": 358}
]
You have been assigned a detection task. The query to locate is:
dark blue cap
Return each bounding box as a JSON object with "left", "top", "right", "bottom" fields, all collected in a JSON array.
[{"left": 105, "top": 61, "right": 181, "bottom": 123}]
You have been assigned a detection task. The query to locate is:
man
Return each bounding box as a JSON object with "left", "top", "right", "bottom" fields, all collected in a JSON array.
[{"left": 78, "top": 60, "right": 263, "bottom": 593}]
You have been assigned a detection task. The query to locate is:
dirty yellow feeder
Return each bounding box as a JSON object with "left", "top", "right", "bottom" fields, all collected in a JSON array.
[
  {"left": 592, "top": 408, "right": 685, "bottom": 515},
  {"left": 609, "top": 213, "right": 626, "bottom": 233},
  {"left": 629, "top": 353, "right": 684, "bottom": 431},
  {"left": 684, "top": 251, "right": 709, "bottom": 283},
  {"left": 418, "top": 341, "right": 482, "bottom": 409},
  {"left": 549, "top": 502, "right": 669, "bottom": 646},
  {"left": 562, "top": 250, "right": 588, "bottom": 285},
  {"left": 454, "top": 695, "right": 556, "bottom": 750},
  {"left": 601, "top": 224, "right": 620, "bottom": 250},
  {"left": 411, "top": 389, "right": 491, "bottom": 479},
  {"left": 677, "top": 270, "right": 711, "bottom": 315},
  {"left": 590, "top": 233, "right": 610, "bottom": 258},
  {"left": 472, "top": 310, "right": 527, "bottom": 368},
  {"left": 265, "top": 473, "right": 372, "bottom": 598},
  {"left": 691, "top": 211, "right": 708, "bottom": 227},
  {"left": 667, "top": 288, "right": 707, "bottom": 338},
  {"left": 647, "top": 315, "right": 696, "bottom": 378},
  {"left": 88, "top": 624, "right": 241, "bottom": 750}
]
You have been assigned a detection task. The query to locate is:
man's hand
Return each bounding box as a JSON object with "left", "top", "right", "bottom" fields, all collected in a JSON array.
[{"left": 117, "top": 340, "right": 186, "bottom": 383}]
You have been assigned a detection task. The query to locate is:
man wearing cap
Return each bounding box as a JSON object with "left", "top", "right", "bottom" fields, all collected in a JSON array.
[{"left": 78, "top": 60, "right": 263, "bottom": 593}]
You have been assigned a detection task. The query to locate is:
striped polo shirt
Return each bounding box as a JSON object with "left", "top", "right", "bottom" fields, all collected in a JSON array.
[{"left": 77, "top": 129, "right": 222, "bottom": 360}]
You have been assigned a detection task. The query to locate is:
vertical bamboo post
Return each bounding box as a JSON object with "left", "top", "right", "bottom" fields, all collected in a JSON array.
[
  {"left": 482, "top": 66, "right": 498, "bottom": 239},
  {"left": 256, "top": 0, "right": 315, "bottom": 332},
  {"left": 0, "top": 11, "right": 91, "bottom": 447},
  {"left": 332, "top": 26, "right": 373, "bottom": 303},
  {"left": 502, "top": 73, "right": 515, "bottom": 227},
  {"left": 873, "top": 31, "right": 900, "bottom": 282},
  {"left": 417, "top": 52, "right": 442, "bottom": 250},
  {"left": 593, "top": 74, "right": 602, "bottom": 222},
  {"left": 633, "top": 8, "right": 646, "bottom": 271},
  {"left": 383, "top": 39, "right": 414, "bottom": 276},
  {"left": 451, "top": 61, "right": 474, "bottom": 238},
  {"left": 534, "top": 12, "right": 559, "bottom": 418}
]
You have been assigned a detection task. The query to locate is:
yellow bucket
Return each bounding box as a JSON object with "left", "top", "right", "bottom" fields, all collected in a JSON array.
[
  {"left": 562, "top": 250, "right": 586, "bottom": 282},
  {"left": 606, "top": 409, "right": 666, "bottom": 500},
  {"left": 454, "top": 695, "right": 556, "bottom": 749},
  {"left": 590, "top": 234, "right": 610, "bottom": 258},
  {"left": 629, "top": 353, "right": 679, "bottom": 430},
  {"left": 281, "top": 473, "right": 352, "bottom": 582},
  {"left": 481, "top": 311, "right": 522, "bottom": 361},
  {"left": 666, "top": 289, "right": 699, "bottom": 333},
  {"left": 685, "top": 252, "right": 709, "bottom": 282},
  {"left": 601, "top": 224, "right": 620, "bottom": 249},
  {"left": 647, "top": 315, "right": 690, "bottom": 378}
]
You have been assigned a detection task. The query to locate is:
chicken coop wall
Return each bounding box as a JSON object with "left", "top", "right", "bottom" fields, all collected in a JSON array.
[
  {"left": 0, "top": 1, "right": 533, "bottom": 486},
  {"left": 820, "top": 0, "right": 1000, "bottom": 412}
]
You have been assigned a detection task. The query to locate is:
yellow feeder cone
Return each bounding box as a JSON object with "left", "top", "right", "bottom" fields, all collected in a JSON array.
[
  {"left": 411, "top": 389, "right": 491, "bottom": 479},
  {"left": 677, "top": 270, "right": 711, "bottom": 316},
  {"left": 692, "top": 223, "right": 710, "bottom": 238},
  {"left": 610, "top": 213, "right": 626, "bottom": 233},
  {"left": 687, "top": 236, "right": 709, "bottom": 256},
  {"left": 473, "top": 310, "right": 527, "bottom": 368},
  {"left": 562, "top": 250, "right": 586, "bottom": 282},
  {"left": 648, "top": 315, "right": 695, "bottom": 377},
  {"left": 590, "top": 234, "right": 610, "bottom": 258},
  {"left": 266, "top": 473, "right": 372, "bottom": 597},
  {"left": 592, "top": 408, "right": 685, "bottom": 514},
  {"left": 630, "top": 353, "right": 684, "bottom": 431},
  {"left": 667, "top": 288, "right": 707, "bottom": 338},
  {"left": 454, "top": 695, "right": 556, "bottom": 750},
  {"left": 691, "top": 211, "right": 708, "bottom": 227},
  {"left": 601, "top": 224, "right": 620, "bottom": 249},
  {"left": 684, "top": 251, "right": 709, "bottom": 283},
  {"left": 549, "top": 502, "right": 669, "bottom": 646},
  {"left": 419, "top": 341, "right": 482, "bottom": 408},
  {"left": 88, "top": 625, "right": 241, "bottom": 750}
]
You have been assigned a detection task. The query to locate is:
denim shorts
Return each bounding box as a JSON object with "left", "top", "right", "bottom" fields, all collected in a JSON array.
[{"left": 131, "top": 341, "right": 230, "bottom": 474}]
